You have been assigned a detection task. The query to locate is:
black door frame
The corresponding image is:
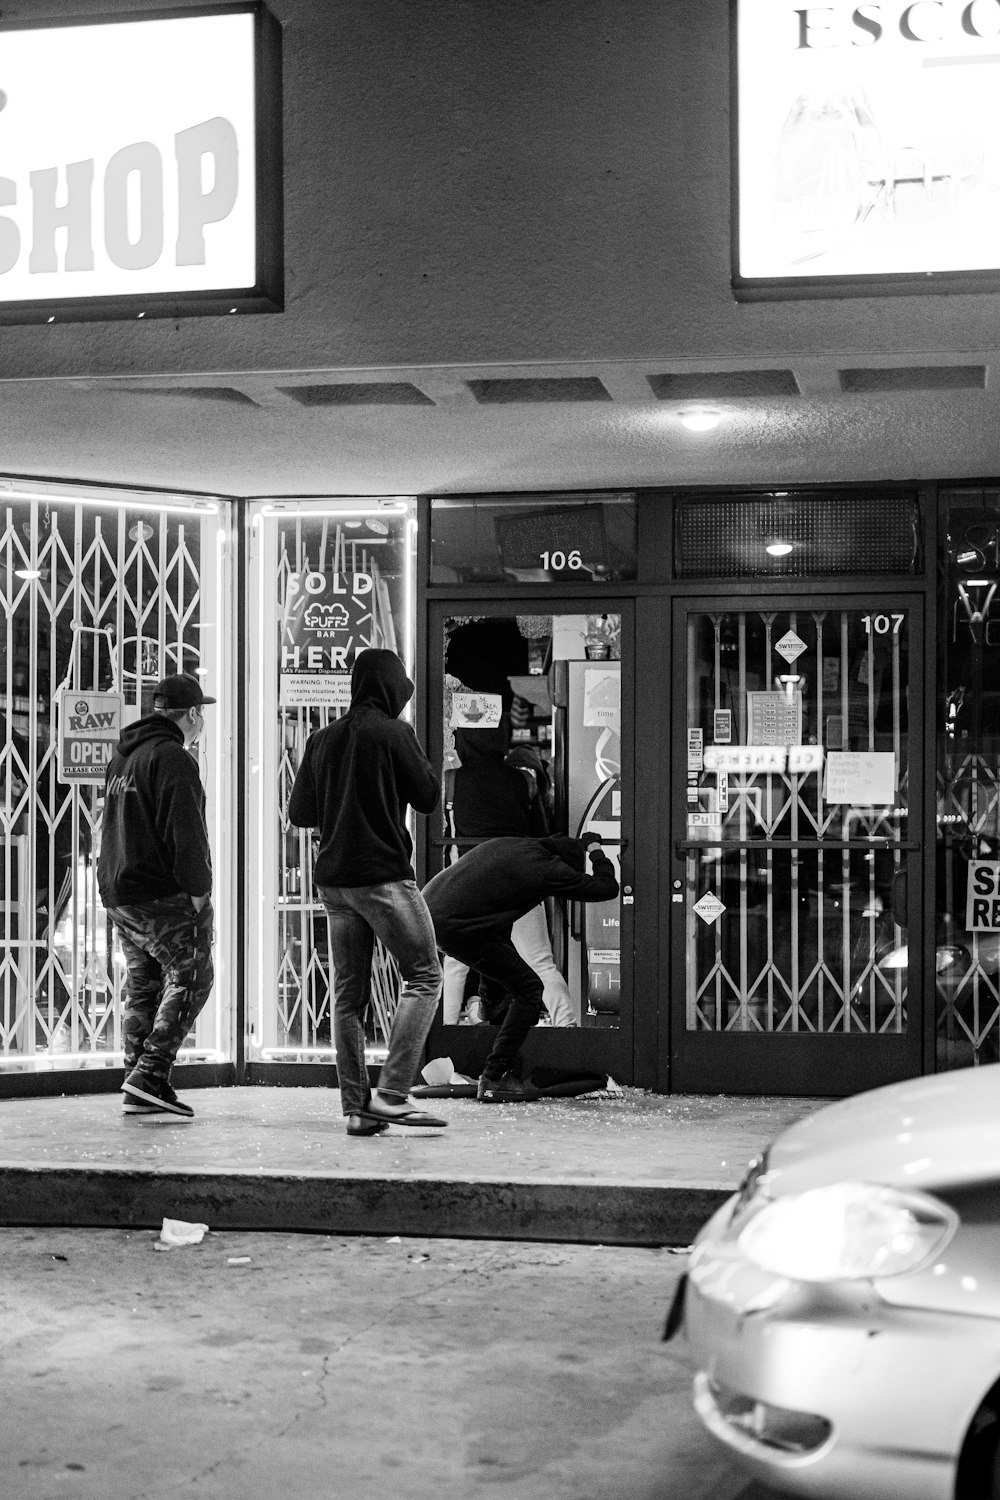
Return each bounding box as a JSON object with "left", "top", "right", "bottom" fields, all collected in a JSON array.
[{"left": 666, "top": 587, "right": 927, "bottom": 1097}]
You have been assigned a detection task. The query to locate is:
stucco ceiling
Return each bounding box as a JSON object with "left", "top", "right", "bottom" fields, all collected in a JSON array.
[{"left": 0, "top": 349, "right": 997, "bottom": 500}]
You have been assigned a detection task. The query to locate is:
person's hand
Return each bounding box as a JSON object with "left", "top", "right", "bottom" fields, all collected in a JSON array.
[{"left": 581, "top": 831, "right": 603, "bottom": 851}]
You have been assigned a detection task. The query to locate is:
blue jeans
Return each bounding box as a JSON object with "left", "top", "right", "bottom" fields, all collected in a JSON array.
[{"left": 318, "top": 879, "right": 442, "bottom": 1116}]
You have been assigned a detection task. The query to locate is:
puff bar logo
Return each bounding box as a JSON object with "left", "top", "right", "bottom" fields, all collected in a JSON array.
[{"left": 0, "top": 118, "right": 238, "bottom": 277}]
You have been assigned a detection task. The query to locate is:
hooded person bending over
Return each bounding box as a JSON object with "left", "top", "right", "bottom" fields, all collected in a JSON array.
[
  {"left": 288, "top": 649, "right": 446, "bottom": 1135},
  {"left": 423, "top": 833, "right": 618, "bottom": 1102}
]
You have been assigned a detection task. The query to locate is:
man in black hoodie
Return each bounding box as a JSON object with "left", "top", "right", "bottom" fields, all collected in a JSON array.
[
  {"left": 423, "top": 833, "right": 619, "bottom": 1101},
  {"left": 288, "top": 649, "right": 447, "bottom": 1135},
  {"left": 98, "top": 673, "right": 215, "bottom": 1119}
]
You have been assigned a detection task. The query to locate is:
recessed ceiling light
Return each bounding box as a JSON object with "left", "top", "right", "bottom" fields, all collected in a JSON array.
[
  {"left": 766, "top": 542, "right": 794, "bottom": 557},
  {"left": 678, "top": 407, "right": 722, "bottom": 432},
  {"left": 14, "top": 567, "right": 42, "bottom": 579}
]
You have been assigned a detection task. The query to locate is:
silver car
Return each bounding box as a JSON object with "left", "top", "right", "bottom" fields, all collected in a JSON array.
[{"left": 672, "top": 1063, "right": 1000, "bottom": 1500}]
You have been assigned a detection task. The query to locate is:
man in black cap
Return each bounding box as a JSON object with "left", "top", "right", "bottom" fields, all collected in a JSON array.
[
  {"left": 423, "top": 833, "right": 619, "bottom": 1101},
  {"left": 98, "top": 672, "right": 215, "bottom": 1119}
]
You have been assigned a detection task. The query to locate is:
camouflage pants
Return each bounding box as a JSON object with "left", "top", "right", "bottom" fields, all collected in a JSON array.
[{"left": 108, "top": 893, "right": 214, "bottom": 1080}]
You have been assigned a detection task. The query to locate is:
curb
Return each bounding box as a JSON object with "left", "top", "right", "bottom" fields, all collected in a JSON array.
[{"left": 0, "top": 1165, "right": 729, "bottom": 1247}]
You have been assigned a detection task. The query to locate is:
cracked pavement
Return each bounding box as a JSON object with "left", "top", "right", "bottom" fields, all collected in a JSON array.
[{"left": 0, "top": 1226, "right": 777, "bottom": 1500}]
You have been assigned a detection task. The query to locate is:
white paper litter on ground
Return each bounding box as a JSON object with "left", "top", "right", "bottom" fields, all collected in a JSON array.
[
  {"left": 420, "top": 1056, "right": 454, "bottom": 1085},
  {"left": 158, "top": 1218, "right": 209, "bottom": 1247}
]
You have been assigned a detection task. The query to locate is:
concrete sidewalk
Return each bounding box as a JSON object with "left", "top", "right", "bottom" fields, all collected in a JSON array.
[{"left": 0, "top": 1085, "right": 824, "bottom": 1246}]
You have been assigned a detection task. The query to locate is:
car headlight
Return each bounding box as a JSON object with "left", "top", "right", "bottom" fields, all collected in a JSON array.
[{"left": 737, "top": 1181, "right": 957, "bottom": 1281}]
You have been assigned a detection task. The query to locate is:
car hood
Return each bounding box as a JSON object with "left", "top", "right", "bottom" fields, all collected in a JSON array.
[{"left": 765, "top": 1062, "right": 1000, "bottom": 1195}]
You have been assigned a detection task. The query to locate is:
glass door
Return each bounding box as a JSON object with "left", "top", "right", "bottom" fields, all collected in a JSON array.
[
  {"left": 670, "top": 595, "right": 924, "bottom": 1096},
  {"left": 426, "top": 600, "right": 634, "bottom": 1082}
]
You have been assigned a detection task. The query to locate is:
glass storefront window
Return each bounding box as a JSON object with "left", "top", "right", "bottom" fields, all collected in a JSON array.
[
  {"left": 0, "top": 488, "right": 231, "bottom": 1071},
  {"left": 246, "top": 500, "right": 416, "bottom": 1063},
  {"left": 429, "top": 494, "right": 637, "bottom": 584},
  {"left": 937, "top": 488, "right": 1000, "bottom": 1068}
]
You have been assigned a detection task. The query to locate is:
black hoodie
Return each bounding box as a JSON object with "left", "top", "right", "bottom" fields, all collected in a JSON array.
[
  {"left": 288, "top": 649, "right": 440, "bottom": 886},
  {"left": 98, "top": 714, "right": 212, "bottom": 906},
  {"left": 451, "top": 726, "right": 547, "bottom": 840},
  {"left": 423, "top": 835, "right": 619, "bottom": 940}
]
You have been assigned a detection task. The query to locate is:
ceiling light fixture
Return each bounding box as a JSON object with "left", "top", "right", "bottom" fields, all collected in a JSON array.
[
  {"left": 766, "top": 541, "right": 794, "bottom": 557},
  {"left": 678, "top": 407, "right": 722, "bottom": 433}
]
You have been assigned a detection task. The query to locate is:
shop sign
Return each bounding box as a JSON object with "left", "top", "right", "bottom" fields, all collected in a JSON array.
[
  {"left": 704, "top": 744, "right": 824, "bottom": 772},
  {"left": 693, "top": 893, "right": 726, "bottom": 925},
  {"left": 967, "top": 861, "right": 1000, "bottom": 931},
  {"left": 282, "top": 570, "right": 375, "bottom": 672},
  {"left": 736, "top": 0, "right": 1000, "bottom": 290},
  {"left": 279, "top": 672, "right": 351, "bottom": 710},
  {"left": 0, "top": 6, "right": 282, "bottom": 322},
  {"left": 57, "top": 689, "right": 123, "bottom": 783},
  {"left": 450, "top": 692, "right": 503, "bottom": 728}
]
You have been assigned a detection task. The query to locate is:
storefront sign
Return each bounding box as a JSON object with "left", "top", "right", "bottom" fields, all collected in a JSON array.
[
  {"left": 967, "top": 861, "right": 1000, "bottom": 931},
  {"left": 747, "top": 690, "right": 803, "bottom": 746},
  {"left": 57, "top": 689, "right": 123, "bottom": 782},
  {"left": 0, "top": 6, "right": 282, "bottom": 322},
  {"left": 450, "top": 692, "right": 503, "bottom": 728},
  {"left": 737, "top": 0, "right": 1000, "bottom": 290},
  {"left": 704, "top": 744, "right": 824, "bottom": 772},
  {"left": 282, "top": 570, "right": 375, "bottom": 672},
  {"left": 713, "top": 709, "right": 733, "bottom": 744},
  {"left": 693, "top": 893, "right": 726, "bottom": 925},
  {"left": 824, "top": 749, "right": 896, "bottom": 804},
  {"left": 279, "top": 672, "right": 351, "bottom": 710}
]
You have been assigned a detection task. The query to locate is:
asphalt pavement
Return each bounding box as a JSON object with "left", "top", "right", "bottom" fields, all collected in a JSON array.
[{"left": 0, "top": 1224, "right": 783, "bottom": 1500}]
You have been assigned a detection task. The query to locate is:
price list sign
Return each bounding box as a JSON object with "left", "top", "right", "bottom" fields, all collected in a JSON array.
[{"left": 747, "top": 691, "right": 802, "bottom": 747}]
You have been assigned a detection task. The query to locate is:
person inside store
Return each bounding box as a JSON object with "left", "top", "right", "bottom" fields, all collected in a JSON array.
[
  {"left": 423, "top": 832, "right": 619, "bottom": 1102},
  {"left": 288, "top": 647, "right": 447, "bottom": 1136},
  {"left": 442, "top": 725, "right": 576, "bottom": 1028},
  {"left": 97, "top": 673, "right": 215, "bottom": 1119}
]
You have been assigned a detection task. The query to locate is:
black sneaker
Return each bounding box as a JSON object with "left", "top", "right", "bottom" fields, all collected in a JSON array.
[
  {"left": 121, "top": 1072, "right": 194, "bottom": 1118},
  {"left": 121, "top": 1095, "right": 168, "bottom": 1116},
  {"left": 477, "top": 1071, "right": 528, "bottom": 1103}
]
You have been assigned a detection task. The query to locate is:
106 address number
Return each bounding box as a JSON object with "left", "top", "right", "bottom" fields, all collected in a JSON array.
[{"left": 541, "top": 550, "right": 584, "bottom": 570}]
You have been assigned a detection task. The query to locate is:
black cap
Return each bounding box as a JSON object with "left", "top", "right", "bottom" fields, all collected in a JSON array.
[{"left": 152, "top": 672, "right": 217, "bottom": 710}]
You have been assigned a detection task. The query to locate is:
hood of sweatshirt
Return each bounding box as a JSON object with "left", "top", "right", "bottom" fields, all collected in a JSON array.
[
  {"left": 454, "top": 724, "right": 511, "bottom": 765},
  {"left": 113, "top": 713, "right": 185, "bottom": 757},
  {"left": 541, "top": 835, "right": 586, "bottom": 872},
  {"left": 350, "top": 648, "right": 414, "bottom": 718}
]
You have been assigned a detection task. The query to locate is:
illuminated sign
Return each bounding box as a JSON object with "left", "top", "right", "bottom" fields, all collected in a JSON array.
[
  {"left": 0, "top": 5, "right": 282, "bottom": 321},
  {"left": 736, "top": 0, "right": 1000, "bottom": 292}
]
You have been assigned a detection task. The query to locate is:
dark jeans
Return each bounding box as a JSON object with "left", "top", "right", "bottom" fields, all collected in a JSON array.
[
  {"left": 318, "top": 879, "right": 442, "bottom": 1116},
  {"left": 435, "top": 924, "right": 545, "bottom": 1080},
  {"left": 108, "top": 894, "right": 215, "bottom": 1081}
]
